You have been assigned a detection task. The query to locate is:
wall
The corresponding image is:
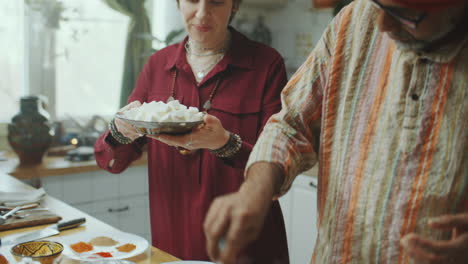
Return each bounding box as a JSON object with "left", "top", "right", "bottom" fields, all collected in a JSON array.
[{"left": 236, "top": 0, "right": 334, "bottom": 75}]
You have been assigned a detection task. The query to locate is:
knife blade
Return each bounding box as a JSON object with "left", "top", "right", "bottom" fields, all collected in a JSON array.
[{"left": 0, "top": 217, "right": 86, "bottom": 246}]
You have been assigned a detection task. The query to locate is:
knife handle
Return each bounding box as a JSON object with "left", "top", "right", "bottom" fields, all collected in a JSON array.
[{"left": 57, "top": 218, "right": 86, "bottom": 231}]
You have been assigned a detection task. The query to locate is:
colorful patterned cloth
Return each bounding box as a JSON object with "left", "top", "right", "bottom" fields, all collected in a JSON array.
[{"left": 247, "top": 0, "right": 468, "bottom": 263}]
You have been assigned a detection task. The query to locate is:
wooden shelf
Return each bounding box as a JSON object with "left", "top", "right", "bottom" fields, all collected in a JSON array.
[{"left": 0, "top": 151, "right": 147, "bottom": 179}]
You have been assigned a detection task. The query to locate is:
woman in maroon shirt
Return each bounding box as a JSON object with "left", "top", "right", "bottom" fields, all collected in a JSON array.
[{"left": 94, "top": 0, "right": 289, "bottom": 263}]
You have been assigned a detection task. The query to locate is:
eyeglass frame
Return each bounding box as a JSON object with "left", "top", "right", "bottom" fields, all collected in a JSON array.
[{"left": 370, "top": 0, "right": 427, "bottom": 29}]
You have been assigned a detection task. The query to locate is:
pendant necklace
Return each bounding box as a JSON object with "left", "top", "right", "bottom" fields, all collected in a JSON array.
[
  {"left": 167, "top": 69, "right": 222, "bottom": 112},
  {"left": 167, "top": 69, "right": 223, "bottom": 156},
  {"left": 189, "top": 54, "right": 224, "bottom": 81},
  {"left": 186, "top": 34, "right": 231, "bottom": 82}
]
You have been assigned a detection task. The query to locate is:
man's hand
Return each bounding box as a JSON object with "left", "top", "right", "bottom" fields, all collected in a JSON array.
[
  {"left": 401, "top": 213, "right": 468, "bottom": 263},
  {"left": 203, "top": 163, "right": 284, "bottom": 264}
]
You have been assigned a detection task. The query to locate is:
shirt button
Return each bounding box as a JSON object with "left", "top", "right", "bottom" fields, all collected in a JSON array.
[{"left": 411, "top": 94, "right": 420, "bottom": 101}]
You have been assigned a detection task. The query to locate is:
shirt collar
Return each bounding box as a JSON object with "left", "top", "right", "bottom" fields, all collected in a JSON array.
[
  {"left": 402, "top": 33, "right": 468, "bottom": 63},
  {"left": 164, "top": 27, "right": 254, "bottom": 71}
]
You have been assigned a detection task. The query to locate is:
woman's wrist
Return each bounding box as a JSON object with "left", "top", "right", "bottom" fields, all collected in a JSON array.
[
  {"left": 109, "top": 118, "right": 132, "bottom": 145},
  {"left": 209, "top": 132, "right": 242, "bottom": 158}
]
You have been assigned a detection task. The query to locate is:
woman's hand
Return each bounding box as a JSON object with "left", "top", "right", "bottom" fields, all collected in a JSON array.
[
  {"left": 147, "top": 114, "right": 230, "bottom": 150},
  {"left": 114, "top": 101, "right": 143, "bottom": 141},
  {"left": 401, "top": 213, "right": 468, "bottom": 264}
]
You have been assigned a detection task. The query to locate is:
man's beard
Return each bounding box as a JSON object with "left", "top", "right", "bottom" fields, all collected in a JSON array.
[{"left": 391, "top": 12, "right": 459, "bottom": 52}]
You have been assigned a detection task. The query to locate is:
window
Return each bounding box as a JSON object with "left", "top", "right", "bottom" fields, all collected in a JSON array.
[
  {"left": 0, "top": 1, "right": 25, "bottom": 122},
  {"left": 0, "top": 0, "right": 129, "bottom": 122},
  {"left": 54, "top": 0, "right": 128, "bottom": 118}
]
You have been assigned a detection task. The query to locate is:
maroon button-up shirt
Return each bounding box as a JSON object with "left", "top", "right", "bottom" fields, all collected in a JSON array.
[{"left": 95, "top": 28, "right": 289, "bottom": 263}]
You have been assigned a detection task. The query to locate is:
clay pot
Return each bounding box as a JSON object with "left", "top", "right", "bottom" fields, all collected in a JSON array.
[{"left": 8, "top": 96, "right": 53, "bottom": 166}]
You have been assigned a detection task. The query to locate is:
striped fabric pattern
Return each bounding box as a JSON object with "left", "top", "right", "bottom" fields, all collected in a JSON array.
[{"left": 246, "top": 0, "right": 468, "bottom": 263}]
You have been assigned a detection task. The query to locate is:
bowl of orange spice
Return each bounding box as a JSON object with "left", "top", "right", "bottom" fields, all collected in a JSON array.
[{"left": 70, "top": 241, "right": 94, "bottom": 253}]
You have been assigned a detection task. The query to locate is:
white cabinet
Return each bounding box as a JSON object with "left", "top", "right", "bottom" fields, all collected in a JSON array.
[
  {"left": 279, "top": 174, "right": 318, "bottom": 264},
  {"left": 42, "top": 166, "right": 152, "bottom": 243}
]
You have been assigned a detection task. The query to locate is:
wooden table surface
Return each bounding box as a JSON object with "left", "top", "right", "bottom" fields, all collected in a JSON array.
[
  {"left": 0, "top": 173, "right": 180, "bottom": 264},
  {"left": 0, "top": 151, "right": 148, "bottom": 179}
]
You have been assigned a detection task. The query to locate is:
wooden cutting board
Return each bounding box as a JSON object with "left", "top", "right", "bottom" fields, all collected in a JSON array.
[{"left": 0, "top": 211, "right": 61, "bottom": 231}]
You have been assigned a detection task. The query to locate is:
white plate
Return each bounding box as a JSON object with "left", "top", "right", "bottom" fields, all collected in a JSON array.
[
  {"left": 161, "top": 262, "right": 215, "bottom": 264},
  {"left": 57, "top": 231, "right": 149, "bottom": 262}
]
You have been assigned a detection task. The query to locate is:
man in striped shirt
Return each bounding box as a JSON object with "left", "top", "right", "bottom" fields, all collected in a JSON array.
[{"left": 204, "top": 0, "right": 468, "bottom": 263}]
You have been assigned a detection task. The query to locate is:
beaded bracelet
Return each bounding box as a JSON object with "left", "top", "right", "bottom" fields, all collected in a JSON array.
[
  {"left": 108, "top": 118, "right": 132, "bottom": 145},
  {"left": 210, "top": 132, "right": 242, "bottom": 158}
]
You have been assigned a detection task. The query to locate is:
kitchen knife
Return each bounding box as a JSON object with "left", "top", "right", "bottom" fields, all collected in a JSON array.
[{"left": 0, "top": 217, "right": 86, "bottom": 246}]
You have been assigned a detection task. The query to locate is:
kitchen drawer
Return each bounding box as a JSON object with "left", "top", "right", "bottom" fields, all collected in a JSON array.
[
  {"left": 93, "top": 199, "right": 120, "bottom": 228},
  {"left": 62, "top": 172, "right": 93, "bottom": 204},
  {"left": 92, "top": 170, "right": 120, "bottom": 201},
  {"left": 89, "top": 195, "right": 151, "bottom": 238},
  {"left": 118, "top": 166, "right": 148, "bottom": 197}
]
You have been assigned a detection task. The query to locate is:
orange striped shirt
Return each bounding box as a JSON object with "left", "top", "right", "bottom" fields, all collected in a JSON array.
[{"left": 247, "top": 1, "right": 468, "bottom": 263}]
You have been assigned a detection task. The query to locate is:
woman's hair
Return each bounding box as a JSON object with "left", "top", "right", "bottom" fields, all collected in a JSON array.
[{"left": 176, "top": 0, "right": 243, "bottom": 23}]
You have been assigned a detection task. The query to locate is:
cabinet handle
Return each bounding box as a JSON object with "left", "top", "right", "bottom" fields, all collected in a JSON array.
[
  {"left": 309, "top": 182, "right": 317, "bottom": 188},
  {"left": 108, "top": 206, "right": 129, "bottom": 213}
]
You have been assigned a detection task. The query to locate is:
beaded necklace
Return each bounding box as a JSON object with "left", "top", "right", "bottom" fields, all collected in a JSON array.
[{"left": 167, "top": 69, "right": 222, "bottom": 112}]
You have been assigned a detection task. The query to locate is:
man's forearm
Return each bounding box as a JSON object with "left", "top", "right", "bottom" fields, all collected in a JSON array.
[{"left": 242, "top": 162, "right": 285, "bottom": 200}]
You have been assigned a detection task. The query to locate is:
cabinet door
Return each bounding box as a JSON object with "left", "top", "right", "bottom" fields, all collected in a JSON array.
[
  {"left": 118, "top": 195, "right": 151, "bottom": 239},
  {"left": 289, "top": 175, "right": 318, "bottom": 264}
]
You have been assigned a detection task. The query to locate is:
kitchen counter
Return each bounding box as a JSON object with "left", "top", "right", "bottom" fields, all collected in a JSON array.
[
  {"left": 0, "top": 173, "right": 179, "bottom": 264},
  {"left": 0, "top": 151, "right": 147, "bottom": 179}
]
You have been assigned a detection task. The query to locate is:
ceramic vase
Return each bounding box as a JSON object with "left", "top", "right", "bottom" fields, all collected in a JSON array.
[{"left": 8, "top": 96, "right": 53, "bottom": 166}]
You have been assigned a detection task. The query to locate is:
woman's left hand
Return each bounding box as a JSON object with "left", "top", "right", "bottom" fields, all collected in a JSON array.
[
  {"left": 401, "top": 213, "right": 468, "bottom": 264},
  {"left": 147, "top": 114, "right": 230, "bottom": 151}
]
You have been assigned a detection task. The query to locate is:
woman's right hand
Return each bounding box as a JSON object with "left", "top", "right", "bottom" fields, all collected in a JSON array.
[{"left": 114, "top": 101, "right": 142, "bottom": 141}]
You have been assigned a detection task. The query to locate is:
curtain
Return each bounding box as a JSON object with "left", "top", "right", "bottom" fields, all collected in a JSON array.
[{"left": 103, "top": 0, "right": 152, "bottom": 108}]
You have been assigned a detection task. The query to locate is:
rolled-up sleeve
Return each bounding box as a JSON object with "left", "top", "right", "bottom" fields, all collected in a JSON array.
[{"left": 246, "top": 23, "right": 335, "bottom": 196}]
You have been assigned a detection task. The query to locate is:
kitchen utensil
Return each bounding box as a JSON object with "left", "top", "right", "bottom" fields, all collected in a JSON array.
[
  {"left": 11, "top": 240, "right": 63, "bottom": 264},
  {"left": 0, "top": 203, "right": 39, "bottom": 212},
  {"left": 14, "top": 207, "right": 50, "bottom": 214},
  {"left": 0, "top": 206, "right": 22, "bottom": 224},
  {"left": 14, "top": 212, "right": 52, "bottom": 219},
  {"left": 0, "top": 218, "right": 86, "bottom": 246}
]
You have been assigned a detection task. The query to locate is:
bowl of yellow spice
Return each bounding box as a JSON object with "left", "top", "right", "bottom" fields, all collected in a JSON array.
[{"left": 11, "top": 240, "right": 63, "bottom": 264}]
